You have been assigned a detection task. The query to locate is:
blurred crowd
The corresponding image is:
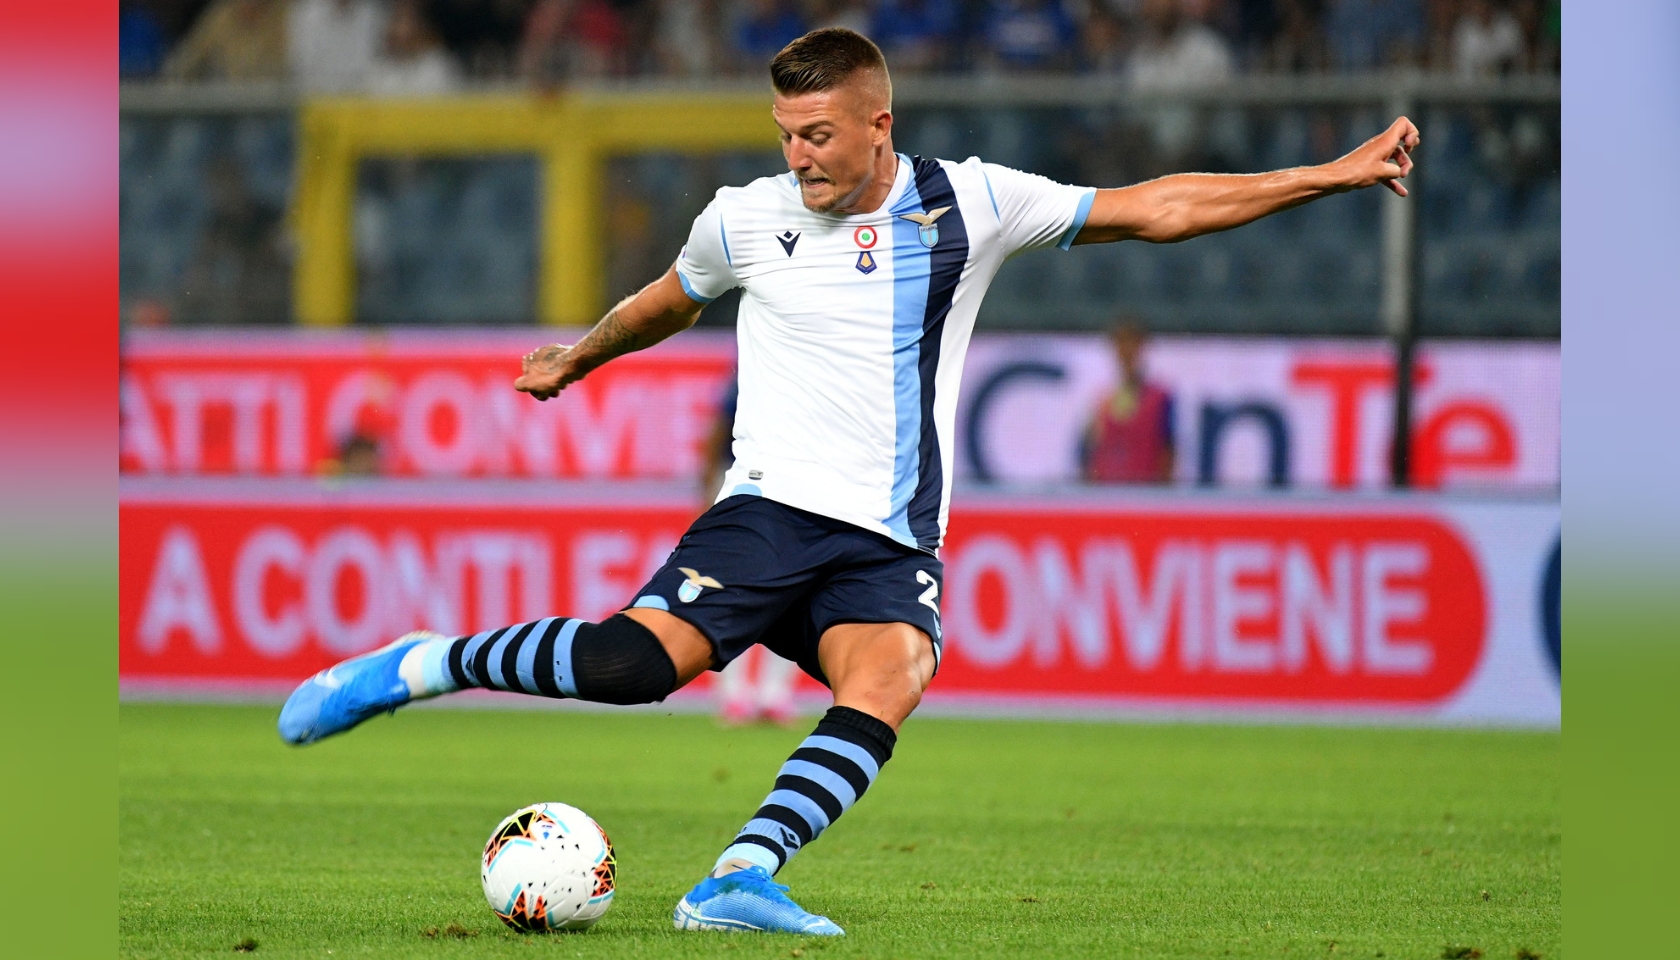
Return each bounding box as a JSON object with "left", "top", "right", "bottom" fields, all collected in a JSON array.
[{"left": 121, "top": 0, "right": 1559, "bottom": 92}]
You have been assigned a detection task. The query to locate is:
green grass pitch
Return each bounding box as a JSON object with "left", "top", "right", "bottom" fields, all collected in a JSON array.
[{"left": 120, "top": 704, "right": 1559, "bottom": 959}]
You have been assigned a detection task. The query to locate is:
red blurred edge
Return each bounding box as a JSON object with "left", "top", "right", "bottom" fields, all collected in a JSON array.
[{"left": 0, "top": 0, "right": 118, "bottom": 510}]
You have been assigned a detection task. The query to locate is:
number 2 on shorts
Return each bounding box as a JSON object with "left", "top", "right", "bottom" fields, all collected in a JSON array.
[{"left": 916, "top": 570, "right": 942, "bottom": 638}]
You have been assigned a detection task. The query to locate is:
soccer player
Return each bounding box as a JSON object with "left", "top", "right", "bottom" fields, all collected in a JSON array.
[{"left": 278, "top": 28, "right": 1419, "bottom": 935}]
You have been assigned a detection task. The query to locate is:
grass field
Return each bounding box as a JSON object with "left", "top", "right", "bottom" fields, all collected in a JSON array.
[{"left": 119, "top": 704, "right": 1560, "bottom": 959}]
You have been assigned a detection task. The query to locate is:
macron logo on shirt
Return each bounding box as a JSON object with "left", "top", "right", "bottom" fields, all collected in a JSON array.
[{"left": 776, "top": 230, "right": 800, "bottom": 256}]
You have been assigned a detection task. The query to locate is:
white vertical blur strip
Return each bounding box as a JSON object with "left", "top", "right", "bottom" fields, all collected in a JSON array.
[{"left": 1562, "top": 0, "right": 1680, "bottom": 572}]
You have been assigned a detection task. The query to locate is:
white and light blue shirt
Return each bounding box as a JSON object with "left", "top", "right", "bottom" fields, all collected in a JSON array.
[{"left": 676, "top": 154, "right": 1094, "bottom": 552}]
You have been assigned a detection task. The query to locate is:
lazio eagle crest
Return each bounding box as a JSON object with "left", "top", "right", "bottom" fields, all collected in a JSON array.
[
  {"left": 677, "top": 567, "right": 722, "bottom": 603},
  {"left": 899, "top": 205, "right": 952, "bottom": 248}
]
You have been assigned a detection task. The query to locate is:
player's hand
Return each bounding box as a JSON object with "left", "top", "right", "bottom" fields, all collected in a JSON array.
[
  {"left": 1335, "top": 116, "right": 1421, "bottom": 197},
  {"left": 514, "top": 343, "right": 578, "bottom": 401}
]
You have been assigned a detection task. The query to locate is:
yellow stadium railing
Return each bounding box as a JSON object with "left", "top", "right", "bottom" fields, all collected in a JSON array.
[{"left": 291, "top": 93, "right": 776, "bottom": 327}]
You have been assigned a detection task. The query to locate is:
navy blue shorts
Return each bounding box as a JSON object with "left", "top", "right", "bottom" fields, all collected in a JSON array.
[{"left": 626, "top": 496, "right": 944, "bottom": 686}]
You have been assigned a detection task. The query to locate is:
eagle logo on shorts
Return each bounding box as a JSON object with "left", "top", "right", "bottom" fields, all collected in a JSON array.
[
  {"left": 899, "top": 205, "right": 952, "bottom": 248},
  {"left": 677, "top": 567, "right": 723, "bottom": 603}
]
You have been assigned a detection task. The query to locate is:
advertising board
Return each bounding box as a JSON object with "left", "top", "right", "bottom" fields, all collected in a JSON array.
[
  {"left": 119, "top": 330, "right": 736, "bottom": 481},
  {"left": 120, "top": 331, "right": 1559, "bottom": 492},
  {"left": 120, "top": 481, "right": 1560, "bottom": 726},
  {"left": 958, "top": 336, "right": 1560, "bottom": 489}
]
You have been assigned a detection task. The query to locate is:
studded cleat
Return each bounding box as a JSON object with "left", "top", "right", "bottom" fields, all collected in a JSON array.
[
  {"left": 277, "top": 631, "right": 444, "bottom": 745},
  {"left": 672, "top": 866, "right": 844, "bottom": 935}
]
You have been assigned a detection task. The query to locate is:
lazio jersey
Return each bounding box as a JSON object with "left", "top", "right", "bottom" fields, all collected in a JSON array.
[{"left": 675, "top": 154, "right": 1094, "bottom": 553}]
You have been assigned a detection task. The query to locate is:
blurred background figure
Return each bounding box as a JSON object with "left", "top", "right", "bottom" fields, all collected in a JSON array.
[
  {"left": 121, "top": 1, "right": 171, "bottom": 79},
  {"left": 163, "top": 0, "right": 288, "bottom": 83},
  {"left": 868, "top": 0, "right": 958, "bottom": 73},
  {"left": 288, "top": 0, "right": 388, "bottom": 93},
  {"left": 1265, "top": 0, "right": 1331, "bottom": 74},
  {"left": 701, "top": 372, "right": 798, "bottom": 726},
  {"left": 654, "top": 0, "right": 722, "bottom": 77},
  {"left": 1452, "top": 0, "right": 1526, "bottom": 78},
  {"left": 123, "top": 0, "right": 1566, "bottom": 89},
  {"left": 1127, "top": 0, "right": 1235, "bottom": 88},
  {"left": 367, "top": 0, "right": 463, "bottom": 96},
  {"left": 1324, "top": 0, "right": 1424, "bottom": 73},
  {"left": 519, "top": 0, "right": 632, "bottom": 86},
  {"left": 1080, "top": 4, "right": 1130, "bottom": 75},
  {"left": 980, "top": 0, "right": 1079, "bottom": 73},
  {"left": 812, "top": 0, "right": 874, "bottom": 36},
  {"left": 333, "top": 433, "right": 385, "bottom": 476},
  {"left": 732, "top": 0, "right": 810, "bottom": 73},
  {"left": 1080, "top": 320, "right": 1176, "bottom": 485}
]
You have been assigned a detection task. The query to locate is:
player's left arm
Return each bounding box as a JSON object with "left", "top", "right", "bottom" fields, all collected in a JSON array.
[
  {"left": 1072, "top": 116, "right": 1420, "bottom": 246},
  {"left": 515, "top": 266, "right": 705, "bottom": 400}
]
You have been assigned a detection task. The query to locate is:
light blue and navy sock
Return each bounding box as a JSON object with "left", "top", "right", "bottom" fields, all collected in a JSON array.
[
  {"left": 716, "top": 706, "right": 897, "bottom": 875},
  {"left": 398, "top": 615, "right": 676, "bottom": 705}
]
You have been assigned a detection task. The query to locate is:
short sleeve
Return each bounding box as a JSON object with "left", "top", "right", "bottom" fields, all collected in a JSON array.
[
  {"left": 978, "top": 162, "right": 1097, "bottom": 256},
  {"left": 673, "top": 195, "right": 740, "bottom": 303}
]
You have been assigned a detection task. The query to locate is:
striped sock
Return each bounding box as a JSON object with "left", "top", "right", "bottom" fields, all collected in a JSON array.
[
  {"left": 398, "top": 618, "right": 584, "bottom": 699},
  {"left": 716, "top": 706, "right": 897, "bottom": 875}
]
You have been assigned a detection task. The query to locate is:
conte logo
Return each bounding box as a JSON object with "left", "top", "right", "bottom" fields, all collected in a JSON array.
[{"left": 678, "top": 567, "right": 723, "bottom": 603}]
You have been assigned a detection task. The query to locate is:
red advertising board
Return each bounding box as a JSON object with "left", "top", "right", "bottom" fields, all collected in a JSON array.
[
  {"left": 938, "top": 507, "right": 1485, "bottom": 704},
  {"left": 120, "top": 331, "right": 735, "bottom": 481},
  {"left": 120, "top": 483, "right": 1558, "bottom": 723}
]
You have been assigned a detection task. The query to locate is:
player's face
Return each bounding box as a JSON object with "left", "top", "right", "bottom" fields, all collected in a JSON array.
[{"left": 773, "top": 84, "right": 890, "bottom": 214}]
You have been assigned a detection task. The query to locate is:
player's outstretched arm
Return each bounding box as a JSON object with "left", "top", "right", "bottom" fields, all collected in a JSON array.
[
  {"left": 514, "top": 266, "right": 706, "bottom": 401},
  {"left": 1073, "top": 116, "right": 1421, "bottom": 246}
]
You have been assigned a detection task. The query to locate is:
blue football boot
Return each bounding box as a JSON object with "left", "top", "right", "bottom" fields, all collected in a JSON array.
[
  {"left": 672, "top": 866, "right": 844, "bottom": 935},
  {"left": 277, "top": 631, "right": 443, "bottom": 745}
]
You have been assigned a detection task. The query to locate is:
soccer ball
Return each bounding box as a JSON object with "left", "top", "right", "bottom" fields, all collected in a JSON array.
[{"left": 480, "top": 802, "right": 616, "bottom": 932}]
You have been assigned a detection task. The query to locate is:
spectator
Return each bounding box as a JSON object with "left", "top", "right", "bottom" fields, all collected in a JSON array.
[
  {"left": 1127, "top": 0, "right": 1236, "bottom": 88},
  {"left": 327, "top": 394, "right": 397, "bottom": 476},
  {"left": 120, "top": 2, "right": 169, "bottom": 79},
  {"left": 655, "top": 0, "right": 723, "bottom": 77},
  {"left": 521, "top": 0, "right": 631, "bottom": 84},
  {"left": 1512, "top": 0, "right": 1558, "bottom": 73},
  {"left": 367, "top": 0, "right": 463, "bottom": 95},
  {"left": 334, "top": 434, "right": 385, "bottom": 476},
  {"left": 871, "top": 0, "right": 960, "bottom": 73},
  {"left": 981, "top": 0, "right": 1079, "bottom": 72},
  {"left": 812, "top": 0, "right": 873, "bottom": 36},
  {"left": 1230, "top": 0, "right": 1276, "bottom": 68},
  {"left": 163, "top": 0, "right": 289, "bottom": 83},
  {"left": 1081, "top": 4, "right": 1130, "bottom": 75},
  {"left": 1324, "top": 0, "right": 1424, "bottom": 72},
  {"left": 288, "top": 0, "right": 388, "bottom": 93},
  {"left": 734, "top": 0, "right": 808, "bottom": 65},
  {"left": 1266, "top": 0, "right": 1328, "bottom": 74},
  {"left": 1080, "top": 321, "right": 1176, "bottom": 485},
  {"left": 428, "top": 0, "right": 531, "bottom": 79},
  {"left": 1452, "top": 0, "right": 1525, "bottom": 78}
]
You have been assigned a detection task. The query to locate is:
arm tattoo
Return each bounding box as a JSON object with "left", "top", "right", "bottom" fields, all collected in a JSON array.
[{"left": 570, "top": 309, "right": 654, "bottom": 373}]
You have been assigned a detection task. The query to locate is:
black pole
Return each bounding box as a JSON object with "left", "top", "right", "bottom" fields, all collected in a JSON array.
[
  {"left": 1389, "top": 113, "right": 1422, "bottom": 490},
  {"left": 1391, "top": 327, "right": 1417, "bottom": 488}
]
